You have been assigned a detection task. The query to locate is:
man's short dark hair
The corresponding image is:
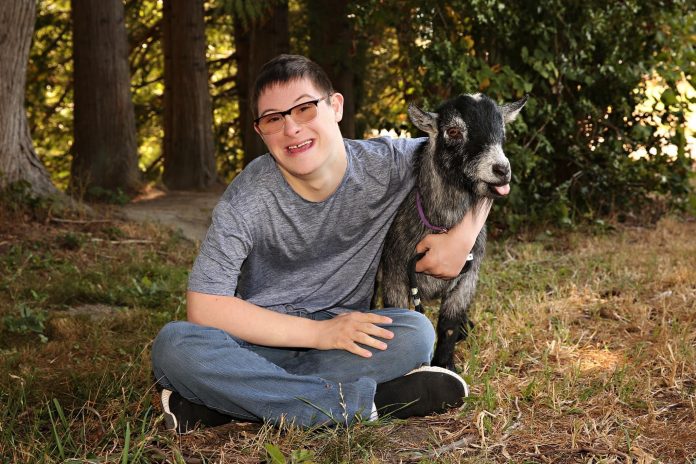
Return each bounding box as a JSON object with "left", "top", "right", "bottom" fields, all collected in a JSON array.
[{"left": 251, "top": 54, "right": 334, "bottom": 118}]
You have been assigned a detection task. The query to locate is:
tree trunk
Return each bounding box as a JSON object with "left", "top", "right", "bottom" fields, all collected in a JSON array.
[
  {"left": 308, "top": 0, "right": 360, "bottom": 139},
  {"left": 162, "top": 0, "right": 217, "bottom": 190},
  {"left": 71, "top": 0, "right": 140, "bottom": 196},
  {"left": 234, "top": 1, "right": 289, "bottom": 166},
  {"left": 0, "top": 1, "right": 58, "bottom": 197}
]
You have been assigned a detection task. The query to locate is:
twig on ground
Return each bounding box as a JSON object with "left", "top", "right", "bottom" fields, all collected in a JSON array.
[
  {"left": 476, "top": 410, "right": 496, "bottom": 445},
  {"left": 402, "top": 434, "right": 478, "bottom": 461},
  {"left": 81, "top": 405, "right": 106, "bottom": 433},
  {"left": 635, "top": 402, "right": 687, "bottom": 420},
  {"left": 501, "top": 397, "right": 523, "bottom": 440},
  {"left": 50, "top": 217, "right": 117, "bottom": 224},
  {"left": 90, "top": 238, "right": 154, "bottom": 245},
  {"left": 526, "top": 446, "right": 632, "bottom": 462}
]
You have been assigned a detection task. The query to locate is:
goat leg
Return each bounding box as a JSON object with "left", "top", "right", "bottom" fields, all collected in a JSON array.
[
  {"left": 432, "top": 311, "right": 462, "bottom": 371},
  {"left": 456, "top": 317, "right": 474, "bottom": 342}
]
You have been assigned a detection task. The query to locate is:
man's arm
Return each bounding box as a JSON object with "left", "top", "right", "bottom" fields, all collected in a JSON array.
[
  {"left": 414, "top": 199, "right": 493, "bottom": 279},
  {"left": 187, "top": 291, "right": 394, "bottom": 358}
]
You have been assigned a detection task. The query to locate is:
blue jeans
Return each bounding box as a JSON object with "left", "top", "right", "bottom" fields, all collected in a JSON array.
[{"left": 151, "top": 308, "right": 435, "bottom": 427}]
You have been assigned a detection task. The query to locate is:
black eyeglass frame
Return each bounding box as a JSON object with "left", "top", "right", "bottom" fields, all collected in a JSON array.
[{"left": 254, "top": 94, "right": 333, "bottom": 134}]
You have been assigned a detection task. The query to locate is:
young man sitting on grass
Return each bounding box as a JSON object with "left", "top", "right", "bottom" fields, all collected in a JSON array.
[{"left": 151, "top": 54, "right": 491, "bottom": 433}]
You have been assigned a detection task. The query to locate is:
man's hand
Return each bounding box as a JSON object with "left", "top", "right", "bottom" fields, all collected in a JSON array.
[
  {"left": 414, "top": 232, "right": 470, "bottom": 279},
  {"left": 415, "top": 200, "right": 492, "bottom": 279},
  {"left": 314, "top": 312, "right": 394, "bottom": 358}
]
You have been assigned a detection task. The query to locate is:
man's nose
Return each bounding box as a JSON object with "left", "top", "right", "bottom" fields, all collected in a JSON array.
[{"left": 283, "top": 114, "right": 302, "bottom": 135}]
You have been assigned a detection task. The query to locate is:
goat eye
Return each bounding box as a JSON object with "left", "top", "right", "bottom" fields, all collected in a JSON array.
[{"left": 446, "top": 127, "right": 462, "bottom": 139}]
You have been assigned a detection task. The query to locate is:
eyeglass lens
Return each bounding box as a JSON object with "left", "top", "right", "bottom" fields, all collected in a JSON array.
[{"left": 257, "top": 100, "right": 321, "bottom": 134}]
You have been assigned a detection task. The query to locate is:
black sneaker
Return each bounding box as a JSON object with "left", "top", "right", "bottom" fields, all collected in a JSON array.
[
  {"left": 160, "top": 389, "right": 234, "bottom": 434},
  {"left": 373, "top": 366, "right": 469, "bottom": 419}
]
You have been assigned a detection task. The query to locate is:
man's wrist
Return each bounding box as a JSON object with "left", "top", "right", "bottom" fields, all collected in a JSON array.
[{"left": 304, "top": 318, "right": 324, "bottom": 350}]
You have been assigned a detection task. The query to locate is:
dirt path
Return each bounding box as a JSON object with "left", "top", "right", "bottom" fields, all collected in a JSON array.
[{"left": 119, "top": 187, "right": 225, "bottom": 242}]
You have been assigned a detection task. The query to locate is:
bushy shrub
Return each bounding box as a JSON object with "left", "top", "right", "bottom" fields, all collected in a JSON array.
[{"left": 357, "top": 0, "right": 695, "bottom": 228}]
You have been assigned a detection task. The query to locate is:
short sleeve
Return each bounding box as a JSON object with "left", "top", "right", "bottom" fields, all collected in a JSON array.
[
  {"left": 187, "top": 201, "right": 253, "bottom": 296},
  {"left": 390, "top": 136, "right": 427, "bottom": 182}
]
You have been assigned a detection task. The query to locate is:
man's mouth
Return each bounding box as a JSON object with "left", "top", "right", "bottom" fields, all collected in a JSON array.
[{"left": 286, "top": 139, "right": 313, "bottom": 154}]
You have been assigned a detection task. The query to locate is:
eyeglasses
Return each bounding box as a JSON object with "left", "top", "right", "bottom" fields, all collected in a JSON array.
[{"left": 254, "top": 95, "right": 332, "bottom": 135}]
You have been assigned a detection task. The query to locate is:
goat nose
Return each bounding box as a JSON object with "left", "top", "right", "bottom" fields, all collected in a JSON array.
[{"left": 492, "top": 162, "right": 510, "bottom": 178}]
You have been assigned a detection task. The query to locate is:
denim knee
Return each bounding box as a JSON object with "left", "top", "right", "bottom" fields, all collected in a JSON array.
[
  {"left": 402, "top": 310, "right": 436, "bottom": 362},
  {"left": 151, "top": 321, "right": 195, "bottom": 381},
  {"left": 383, "top": 309, "right": 436, "bottom": 368}
]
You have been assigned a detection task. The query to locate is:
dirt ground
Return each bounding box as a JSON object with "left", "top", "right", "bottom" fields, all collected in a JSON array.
[{"left": 118, "top": 186, "right": 226, "bottom": 242}]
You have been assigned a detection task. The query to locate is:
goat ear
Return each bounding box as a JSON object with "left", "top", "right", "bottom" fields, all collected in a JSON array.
[
  {"left": 408, "top": 103, "right": 438, "bottom": 135},
  {"left": 501, "top": 94, "right": 529, "bottom": 124}
]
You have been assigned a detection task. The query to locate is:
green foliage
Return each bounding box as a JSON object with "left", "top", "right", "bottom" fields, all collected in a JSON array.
[
  {"left": 0, "top": 180, "right": 42, "bottom": 212},
  {"left": 125, "top": 0, "right": 166, "bottom": 182},
  {"left": 27, "top": 0, "right": 74, "bottom": 190},
  {"left": 355, "top": 0, "right": 695, "bottom": 228},
  {"left": 84, "top": 186, "right": 131, "bottom": 205},
  {"left": 0, "top": 180, "right": 56, "bottom": 222},
  {"left": 27, "top": 0, "right": 247, "bottom": 187},
  {"left": 0, "top": 229, "right": 190, "bottom": 316},
  {"left": 206, "top": 2, "right": 244, "bottom": 179},
  {"left": 2, "top": 304, "right": 48, "bottom": 342},
  {"left": 57, "top": 231, "right": 84, "bottom": 250},
  {"left": 216, "top": 0, "right": 282, "bottom": 29},
  {"left": 265, "top": 443, "right": 317, "bottom": 463}
]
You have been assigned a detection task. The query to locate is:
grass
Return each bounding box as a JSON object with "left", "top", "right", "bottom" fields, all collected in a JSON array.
[{"left": 0, "top": 199, "right": 694, "bottom": 463}]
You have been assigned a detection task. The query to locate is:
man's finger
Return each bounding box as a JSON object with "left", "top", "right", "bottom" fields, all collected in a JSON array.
[
  {"left": 415, "top": 238, "right": 432, "bottom": 254},
  {"left": 362, "top": 323, "right": 394, "bottom": 340},
  {"left": 352, "top": 312, "right": 392, "bottom": 325},
  {"left": 348, "top": 342, "right": 373, "bottom": 358},
  {"left": 414, "top": 253, "right": 434, "bottom": 273},
  {"left": 355, "top": 331, "right": 388, "bottom": 351}
]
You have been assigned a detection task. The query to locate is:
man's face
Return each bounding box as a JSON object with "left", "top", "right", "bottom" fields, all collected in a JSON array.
[{"left": 255, "top": 78, "right": 345, "bottom": 185}]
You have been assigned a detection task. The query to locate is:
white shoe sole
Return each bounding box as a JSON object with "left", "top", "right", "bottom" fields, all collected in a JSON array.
[
  {"left": 406, "top": 365, "right": 470, "bottom": 397},
  {"left": 160, "top": 389, "right": 179, "bottom": 431}
]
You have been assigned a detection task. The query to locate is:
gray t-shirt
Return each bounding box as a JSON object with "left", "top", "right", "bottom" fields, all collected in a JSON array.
[{"left": 188, "top": 137, "right": 425, "bottom": 313}]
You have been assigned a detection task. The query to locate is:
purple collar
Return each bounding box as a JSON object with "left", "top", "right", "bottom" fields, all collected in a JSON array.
[{"left": 416, "top": 190, "right": 448, "bottom": 233}]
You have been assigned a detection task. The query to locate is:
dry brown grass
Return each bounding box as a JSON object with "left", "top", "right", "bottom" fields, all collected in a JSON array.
[
  {"left": 1, "top": 207, "right": 694, "bottom": 463},
  {"left": 155, "top": 217, "right": 695, "bottom": 463}
]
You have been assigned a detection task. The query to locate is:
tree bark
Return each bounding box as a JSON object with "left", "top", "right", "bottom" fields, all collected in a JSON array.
[
  {"left": 0, "top": 1, "right": 58, "bottom": 197},
  {"left": 162, "top": 0, "right": 217, "bottom": 190},
  {"left": 234, "top": 1, "right": 289, "bottom": 166},
  {"left": 71, "top": 0, "right": 140, "bottom": 195},
  {"left": 308, "top": 0, "right": 360, "bottom": 139}
]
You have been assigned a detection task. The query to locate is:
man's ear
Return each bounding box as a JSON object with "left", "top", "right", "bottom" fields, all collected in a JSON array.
[{"left": 330, "top": 92, "right": 344, "bottom": 122}]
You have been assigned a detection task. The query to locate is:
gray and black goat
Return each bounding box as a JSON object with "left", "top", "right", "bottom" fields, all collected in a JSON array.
[{"left": 380, "top": 93, "right": 527, "bottom": 370}]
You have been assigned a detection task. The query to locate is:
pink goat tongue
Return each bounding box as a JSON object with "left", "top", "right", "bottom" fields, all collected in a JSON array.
[{"left": 494, "top": 184, "right": 511, "bottom": 196}]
